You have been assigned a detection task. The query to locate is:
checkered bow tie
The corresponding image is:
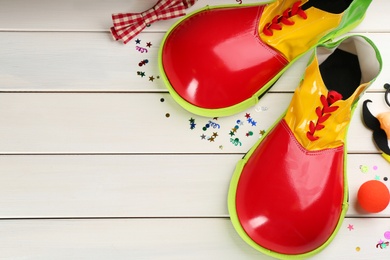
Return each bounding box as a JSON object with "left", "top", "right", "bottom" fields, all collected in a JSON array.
[{"left": 111, "top": 0, "right": 197, "bottom": 44}]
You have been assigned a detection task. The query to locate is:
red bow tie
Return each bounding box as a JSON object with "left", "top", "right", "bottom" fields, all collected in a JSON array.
[{"left": 111, "top": 0, "right": 197, "bottom": 44}]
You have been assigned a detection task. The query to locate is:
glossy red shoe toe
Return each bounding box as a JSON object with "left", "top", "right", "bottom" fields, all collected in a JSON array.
[
  {"left": 235, "top": 119, "right": 345, "bottom": 255},
  {"left": 161, "top": 5, "right": 288, "bottom": 114}
]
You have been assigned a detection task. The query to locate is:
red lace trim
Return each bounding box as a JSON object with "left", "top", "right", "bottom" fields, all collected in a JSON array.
[
  {"left": 263, "top": 1, "right": 307, "bottom": 36},
  {"left": 306, "top": 91, "right": 342, "bottom": 141}
]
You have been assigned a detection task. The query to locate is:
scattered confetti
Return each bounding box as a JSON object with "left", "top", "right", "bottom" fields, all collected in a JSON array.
[
  {"left": 385, "top": 231, "right": 390, "bottom": 240},
  {"left": 208, "top": 120, "right": 221, "bottom": 129},
  {"left": 146, "top": 42, "right": 152, "bottom": 48},
  {"left": 246, "top": 131, "right": 254, "bottom": 137},
  {"left": 135, "top": 46, "right": 148, "bottom": 53},
  {"left": 135, "top": 39, "right": 141, "bottom": 44},
  {"left": 356, "top": 246, "right": 360, "bottom": 252},
  {"left": 245, "top": 114, "right": 257, "bottom": 126},
  {"left": 255, "top": 104, "right": 269, "bottom": 112},
  {"left": 347, "top": 224, "right": 354, "bottom": 231},
  {"left": 137, "top": 71, "right": 146, "bottom": 77},
  {"left": 189, "top": 118, "right": 196, "bottom": 130},
  {"left": 149, "top": 76, "right": 155, "bottom": 82},
  {"left": 186, "top": 111, "right": 266, "bottom": 148},
  {"left": 360, "top": 165, "right": 369, "bottom": 173},
  {"left": 207, "top": 132, "right": 219, "bottom": 142},
  {"left": 231, "top": 125, "right": 239, "bottom": 133},
  {"left": 230, "top": 138, "right": 242, "bottom": 146},
  {"left": 373, "top": 165, "right": 378, "bottom": 170},
  {"left": 165, "top": 113, "right": 170, "bottom": 118},
  {"left": 160, "top": 98, "right": 165, "bottom": 102},
  {"left": 375, "top": 175, "right": 381, "bottom": 180},
  {"left": 384, "top": 177, "right": 388, "bottom": 181},
  {"left": 138, "top": 59, "right": 149, "bottom": 66},
  {"left": 376, "top": 240, "right": 389, "bottom": 249},
  {"left": 260, "top": 130, "right": 266, "bottom": 135}
]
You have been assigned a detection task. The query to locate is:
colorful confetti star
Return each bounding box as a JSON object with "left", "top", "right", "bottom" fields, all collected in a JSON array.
[
  {"left": 245, "top": 113, "right": 251, "bottom": 118},
  {"left": 190, "top": 122, "right": 196, "bottom": 129},
  {"left": 260, "top": 130, "right": 266, "bottom": 135},
  {"left": 135, "top": 39, "right": 141, "bottom": 44},
  {"left": 229, "top": 131, "right": 235, "bottom": 137},
  {"left": 189, "top": 118, "right": 195, "bottom": 123},
  {"left": 208, "top": 136, "right": 215, "bottom": 142},
  {"left": 149, "top": 76, "right": 155, "bottom": 82},
  {"left": 200, "top": 134, "right": 206, "bottom": 140},
  {"left": 251, "top": 120, "right": 257, "bottom": 126},
  {"left": 212, "top": 132, "right": 218, "bottom": 137},
  {"left": 146, "top": 42, "right": 152, "bottom": 47},
  {"left": 137, "top": 71, "right": 146, "bottom": 77},
  {"left": 247, "top": 118, "right": 253, "bottom": 123},
  {"left": 347, "top": 224, "right": 354, "bottom": 231}
]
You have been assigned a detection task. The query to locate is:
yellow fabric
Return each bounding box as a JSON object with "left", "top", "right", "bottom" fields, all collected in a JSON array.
[
  {"left": 259, "top": 0, "right": 343, "bottom": 61},
  {"left": 284, "top": 56, "right": 367, "bottom": 151}
]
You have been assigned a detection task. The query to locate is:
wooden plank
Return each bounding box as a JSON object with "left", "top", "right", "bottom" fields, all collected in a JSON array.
[
  {"left": 0, "top": 32, "right": 166, "bottom": 92},
  {"left": 0, "top": 154, "right": 239, "bottom": 218},
  {"left": 0, "top": 154, "right": 388, "bottom": 218},
  {"left": 0, "top": 32, "right": 388, "bottom": 92},
  {"left": 0, "top": 0, "right": 385, "bottom": 32},
  {"left": 0, "top": 218, "right": 388, "bottom": 259},
  {"left": 0, "top": 0, "right": 261, "bottom": 31},
  {"left": 0, "top": 92, "right": 386, "bottom": 154}
]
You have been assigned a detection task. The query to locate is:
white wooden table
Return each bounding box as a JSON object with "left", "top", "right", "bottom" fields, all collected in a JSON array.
[{"left": 0, "top": 0, "right": 389, "bottom": 259}]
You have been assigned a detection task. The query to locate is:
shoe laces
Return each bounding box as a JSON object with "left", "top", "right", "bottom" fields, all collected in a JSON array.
[
  {"left": 306, "top": 90, "right": 342, "bottom": 141},
  {"left": 263, "top": 1, "right": 307, "bottom": 36}
]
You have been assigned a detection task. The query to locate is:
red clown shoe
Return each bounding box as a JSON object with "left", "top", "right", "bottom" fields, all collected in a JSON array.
[
  {"left": 159, "top": 0, "right": 373, "bottom": 117},
  {"left": 228, "top": 35, "right": 382, "bottom": 259}
]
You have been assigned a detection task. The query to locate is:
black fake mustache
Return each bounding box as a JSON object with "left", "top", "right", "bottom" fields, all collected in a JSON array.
[{"left": 362, "top": 99, "right": 390, "bottom": 155}]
